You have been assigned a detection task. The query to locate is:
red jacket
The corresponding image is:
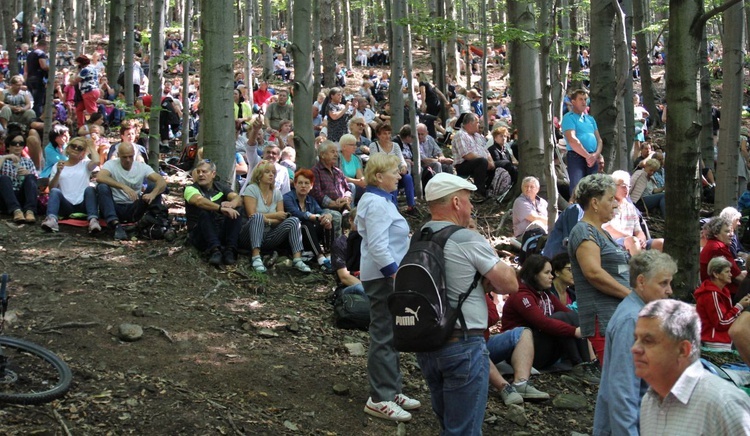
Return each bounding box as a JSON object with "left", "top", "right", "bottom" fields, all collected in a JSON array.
[
  {"left": 501, "top": 282, "right": 576, "bottom": 337},
  {"left": 694, "top": 279, "right": 743, "bottom": 346},
  {"left": 700, "top": 239, "right": 741, "bottom": 294}
]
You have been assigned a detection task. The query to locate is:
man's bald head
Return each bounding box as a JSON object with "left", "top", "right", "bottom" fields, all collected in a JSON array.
[{"left": 117, "top": 142, "right": 136, "bottom": 171}]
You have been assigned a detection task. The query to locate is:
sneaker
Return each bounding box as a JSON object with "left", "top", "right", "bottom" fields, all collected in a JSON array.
[
  {"left": 88, "top": 218, "right": 102, "bottom": 234},
  {"left": 514, "top": 380, "right": 550, "bottom": 400},
  {"left": 12, "top": 209, "right": 24, "bottom": 223},
  {"left": 208, "top": 248, "right": 223, "bottom": 266},
  {"left": 24, "top": 210, "right": 36, "bottom": 223},
  {"left": 114, "top": 224, "right": 128, "bottom": 241},
  {"left": 223, "top": 248, "right": 237, "bottom": 265},
  {"left": 499, "top": 384, "right": 524, "bottom": 405},
  {"left": 320, "top": 258, "right": 333, "bottom": 274},
  {"left": 572, "top": 362, "right": 601, "bottom": 385},
  {"left": 252, "top": 256, "right": 267, "bottom": 273},
  {"left": 293, "top": 259, "right": 312, "bottom": 273},
  {"left": 364, "top": 397, "right": 412, "bottom": 422},
  {"left": 394, "top": 393, "right": 421, "bottom": 410},
  {"left": 41, "top": 216, "right": 59, "bottom": 232}
]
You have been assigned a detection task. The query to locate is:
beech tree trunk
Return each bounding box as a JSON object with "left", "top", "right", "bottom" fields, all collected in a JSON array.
[
  {"left": 633, "top": 0, "right": 661, "bottom": 128},
  {"left": 147, "top": 0, "right": 166, "bottom": 170},
  {"left": 403, "top": 2, "right": 420, "bottom": 197},
  {"left": 124, "top": 0, "right": 135, "bottom": 105},
  {"left": 1, "top": 2, "right": 19, "bottom": 76},
  {"left": 715, "top": 1, "right": 745, "bottom": 210},
  {"left": 22, "top": 0, "right": 33, "bottom": 44},
  {"left": 539, "top": 0, "right": 560, "bottom": 215},
  {"left": 699, "top": 35, "right": 715, "bottom": 172},
  {"left": 261, "top": 0, "right": 273, "bottom": 80},
  {"left": 312, "top": 0, "right": 321, "bottom": 99},
  {"left": 181, "top": 0, "right": 192, "bottom": 143},
  {"left": 107, "top": 0, "right": 125, "bottom": 85},
  {"left": 589, "top": 0, "right": 617, "bottom": 171},
  {"left": 389, "top": 0, "right": 405, "bottom": 131},
  {"left": 75, "top": 0, "right": 84, "bottom": 54},
  {"left": 199, "top": 0, "right": 235, "bottom": 181},
  {"left": 320, "top": 0, "right": 336, "bottom": 87},
  {"left": 569, "top": 0, "right": 582, "bottom": 89},
  {"left": 244, "top": 0, "right": 254, "bottom": 105},
  {"left": 343, "top": 0, "right": 353, "bottom": 70},
  {"left": 43, "top": 0, "right": 61, "bottom": 144},
  {"left": 291, "top": 0, "right": 314, "bottom": 169}
]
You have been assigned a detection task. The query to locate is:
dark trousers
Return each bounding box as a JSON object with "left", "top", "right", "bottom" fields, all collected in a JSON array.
[
  {"left": 532, "top": 311, "right": 590, "bottom": 369},
  {"left": 27, "top": 77, "right": 46, "bottom": 117},
  {"left": 97, "top": 183, "right": 159, "bottom": 225},
  {"left": 300, "top": 219, "right": 333, "bottom": 257},
  {"left": 455, "top": 158, "right": 489, "bottom": 196},
  {"left": 0, "top": 174, "right": 38, "bottom": 213},
  {"left": 189, "top": 210, "right": 242, "bottom": 252}
]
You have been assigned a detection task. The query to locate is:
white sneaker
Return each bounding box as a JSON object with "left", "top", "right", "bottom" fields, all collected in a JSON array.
[
  {"left": 364, "top": 397, "right": 412, "bottom": 422},
  {"left": 394, "top": 393, "right": 421, "bottom": 410}
]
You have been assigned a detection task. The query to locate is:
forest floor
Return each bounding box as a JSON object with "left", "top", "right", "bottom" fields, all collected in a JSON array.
[{"left": 1, "top": 43, "right": 732, "bottom": 435}]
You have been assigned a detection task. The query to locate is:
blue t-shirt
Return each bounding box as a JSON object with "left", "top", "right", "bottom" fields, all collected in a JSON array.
[
  {"left": 339, "top": 153, "right": 362, "bottom": 179},
  {"left": 40, "top": 143, "right": 68, "bottom": 178},
  {"left": 562, "top": 111, "right": 599, "bottom": 153}
]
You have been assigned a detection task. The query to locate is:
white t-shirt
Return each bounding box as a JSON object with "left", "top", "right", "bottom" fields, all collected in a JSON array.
[
  {"left": 50, "top": 159, "right": 93, "bottom": 205},
  {"left": 241, "top": 183, "right": 282, "bottom": 215},
  {"left": 102, "top": 160, "right": 155, "bottom": 204}
]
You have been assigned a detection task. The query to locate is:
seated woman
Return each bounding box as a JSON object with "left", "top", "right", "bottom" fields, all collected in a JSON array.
[
  {"left": 629, "top": 158, "right": 665, "bottom": 217},
  {"left": 512, "top": 176, "right": 548, "bottom": 239},
  {"left": 338, "top": 134, "right": 366, "bottom": 205},
  {"left": 700, "top": 216, "right": 747, "bottom": 296},
  {"left": 550, "top": 252, "right": 576, "bottom": 306},
  {"left": 331, "top": 208, "right": 364, "bottom": 295},
  {"left": 369, "top": 123, "right": 417, "bottom": 216},
  {"left": 40, "top": 124, "right": 70, "bottom": 179},
  {"left": 488, "top": 126, "right": 518, "bottom": 185},
  {"left": 41, "top": 137, "right": 101, "bottom": 234},
  {"left": 283, "top": 169, "right": 334, "bottom": 273},
  {"left": 695, "top": 257, "right": 750, "bottom": 351},
  {"left": 0, "top": 125, "right": 38, "bottom": 223},
  {"left": 501, "top": 254, "right": 598, "bottom": 382},
  {"left": 239, "top": 160, "right": 311, "bottom": 274},
  {"left": 184, "top": 159, "right": 243, "bottom": 266}
]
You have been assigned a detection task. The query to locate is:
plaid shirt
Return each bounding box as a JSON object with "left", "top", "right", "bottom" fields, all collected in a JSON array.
[
  {"left": 310, "top": 161, "right": 351, "bottom": 207},
  {"left": 452, "top": 128, "right": 490, "bottom": 166},
  {"left": 1, "top": 156, "right": 37, "bottom": 190}
]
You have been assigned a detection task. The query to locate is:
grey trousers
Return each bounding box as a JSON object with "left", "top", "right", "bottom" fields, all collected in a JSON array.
[{"left": 363, "top": 276, "right": 402, "bottom": 402}]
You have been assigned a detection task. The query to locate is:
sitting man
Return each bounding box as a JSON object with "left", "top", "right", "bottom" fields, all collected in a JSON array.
[
  {"left": 311, "top": 140, "right": 350, "bottom": 238},
  {"left": 452, "top": 113, "right": 494, "bottom": 202},
  {"left": 273, "top": 53, "right": 291, "bottom": 82},
  {"left": 264, "top": 88, "right": 293, "bottom": 133},
  {"left": 184, "top": 159, "right": 243, "bottom": 266},
  {"left": 417, "top": 123, "right": 453, "bottom": 189},
  {"left": 512, "top": 176, "right": 548, "bottom": 239},
  {"left": 634, "top": 299, "right": 750, "bottom": 434},
  {"left": 603, "top": 170, "right": 664, "bottom": 256},
  {"left": 96, "top": 142, "right": 167, "bottom": 240}
]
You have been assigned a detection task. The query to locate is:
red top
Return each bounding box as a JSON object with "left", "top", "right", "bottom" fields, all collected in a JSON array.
[
  {"left": 694, "top": 279, "right": 743, "bottom": 345},
  {"left": 501, "top": 282, "right": 576, "bottom": 337},
  {"left": 700, "top": 239, "right": 741, "bottom": 294}
]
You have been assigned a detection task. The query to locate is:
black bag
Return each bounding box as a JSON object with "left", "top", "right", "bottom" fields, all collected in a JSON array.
[
  {"left": 518, "top": 226, "right": 547, "bottom": 265},
  {"left": 331, "top": 286, "right": 370, "bottom": 330},
  {"left": 137, "top": 203, "right": 175, "bottom": 241},
  {"left": 388, "top": 226, "right": 481, "bottom": 353}
]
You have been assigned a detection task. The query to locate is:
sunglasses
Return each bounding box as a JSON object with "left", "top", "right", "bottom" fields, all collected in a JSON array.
[
  {"left": 8, "top": 140, "right": 25, "bottom": 146},
  {"left": 68, "top": 144, "right": 85, "bottom": 152}
]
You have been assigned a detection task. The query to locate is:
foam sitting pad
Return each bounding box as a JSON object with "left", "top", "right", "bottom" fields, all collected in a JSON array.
[{"left": 58, "top": 217, "right": 107, "bottom": 227}]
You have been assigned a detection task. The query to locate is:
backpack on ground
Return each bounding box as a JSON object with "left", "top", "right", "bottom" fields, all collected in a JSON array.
[
  {"left": 330, "top": 285, "right": 370, "bottom": 330},
  {"left": 137, "top": 203, "right": 175, "bottom": 241},
  {"left": 388, "top": 225, "right": 481, "bottom": 353},
  {"left": 518, "top": 225, "right": 547, "bottom": 265},
  {"left": 488, "top": 167, "right": 512, "bottom": 202}
]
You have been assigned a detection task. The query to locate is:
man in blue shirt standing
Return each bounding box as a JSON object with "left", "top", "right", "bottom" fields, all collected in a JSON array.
[{"left": 562, "top": 89, "right": 602, "bottom": 193}]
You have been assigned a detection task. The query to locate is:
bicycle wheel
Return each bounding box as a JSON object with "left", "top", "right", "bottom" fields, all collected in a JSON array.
[{"left": 0, "top": 336, "right": 73, "bottom": 405}]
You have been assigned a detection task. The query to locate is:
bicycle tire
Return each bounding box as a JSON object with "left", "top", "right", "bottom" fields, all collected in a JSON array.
[{"left": 0, "top": 336, "right": 73, "bottom": 405}]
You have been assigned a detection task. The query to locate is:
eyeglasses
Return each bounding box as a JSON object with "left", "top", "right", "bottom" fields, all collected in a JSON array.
[
  {"left": 68, "top": 144, "right": 85, "bottom": 152},
  {"left": 8, "top": 140, "right": 24, "bottom": 147}
]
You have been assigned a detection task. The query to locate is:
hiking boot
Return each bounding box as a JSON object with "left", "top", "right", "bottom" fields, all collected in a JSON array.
[
  {"left": 223, "top": 248, "right": 237, "bottom": 265},
  {"left": 364, "top": 397, "right": 412, "bottom": 422},
  {"left": 24, "top": 210, "right": 36, "bottom": 223},
  {"left": 394, "top": 393, "right": 421, "bottom": 410},
  {"left": 88, "top": 218, "right": 102, "bottom": 234},
  {"left": 514, "top": 380, "right": 550, "bottom": 401},
  {"left": 12, "top": 209, "right": 24, "bottom": 223},
  {"left": 41, "top": 216, "right": 59, "bottom": 232},
  {"left": 293, "top": 259, "right": 312, "bottom": 273},
  {"left": 208, "top": 248, "right": 223, "bottom": 266},
  {"left": 572, "top": 362, "right": 601, "bottom": 385},
  {"left": 499, "top": 384, "right": 524, "bottom": 406},
  {"left": 114, "top": 224, "right": 128, "bottom": 241}
]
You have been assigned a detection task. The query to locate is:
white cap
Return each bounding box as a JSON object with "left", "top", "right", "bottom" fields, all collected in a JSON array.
[{"left": 425, "top": 173, "right": 477, "bottom": 202}]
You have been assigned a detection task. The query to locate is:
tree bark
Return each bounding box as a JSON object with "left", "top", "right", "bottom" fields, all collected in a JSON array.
[
  {"left": 22, "top": 0, "right": 33, "bottom": 45},
  {"left": 389, "top": 0, "right": 405, "bottom": 132},
  {"left": 181, "top": 0, "right": 192, "bottom": 143},
  {"left": 312, "top": 0, "right": 321, "bottom": 99},
  {"left": 147, "top": 0, "right": 166, "bottom": 170},
  {"left": 244, "top": 0, "right": 254, "bottom": 105},
  {"left": 124, "top": 0, "right": 135, "bottom": 105},
  {"left": 589, "top": 0, "right": 617, "bottom": 171},
  {"left": 107, "top": 0, "right": 125, "bottom": 85},
  {"left": 43, "top": 0, "right": 61, "bottom": 145},
  {"left": 1, "top": 2, "right": 19, "bottom": 76},
  {"left": 403, "top": 2, "right": 421, "bottom": 197},
  {"left": 715, "top": 1, "right": 744, "bottom": 210},
  {"left": 343, "top": 0, "right": 353, "bottom": 70},
  {"left": 632, "top": 0, "right": 660, "bottom": 128},
  {"left": 699, "top": 34, "right": 714, "bottom": 172},
  {"left": 75, "top": 0, "right": 84, "bottom": 54},
  {"left": 569, "top": 0, "right": 582, "bottom": 89},
  {"left": 320, "top": 0, "right": 336, "bottom": 88},
  {"left": 291, "top": 0, "right": 314, "bottom": 169},
  {"left": 538, "top": 0, "right": 560, "bottom": 215},
  {"left": 261, "top": 0, "right": 273, "bottom": 80},
  {"left": 551, "top": 0, "right": 570, "bottom": 122}
]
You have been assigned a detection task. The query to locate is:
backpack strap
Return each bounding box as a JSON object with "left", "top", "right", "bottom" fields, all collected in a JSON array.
[{"left": 455, "top": 271, "right": 482, "bottom": 340}]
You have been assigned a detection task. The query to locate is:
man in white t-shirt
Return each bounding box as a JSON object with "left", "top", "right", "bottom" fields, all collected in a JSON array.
[{"left": 96, "top": 142, "right": 167, "bottom": 240}]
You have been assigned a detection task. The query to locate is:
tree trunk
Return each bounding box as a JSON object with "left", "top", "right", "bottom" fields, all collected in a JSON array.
[
  {"left": 664, "top": 0, "right": 708, "bottom": 298},
  {"left": 389, "top": 0, "right": 405, "bottom": 131},
  {"left": 551, "top": 0, "right": 570, "bottom": 122},
  {"left": 589, "top": 0, "right": 617, "bottom": 171},
  {"left": 569, "top": 0, "right": 582, "bottom": 89},
  {"left": 124, "top": 0, "right": 135, "bottom": 105},
  {"left": 480, "top": 0, "right": 489, "bottom": 132},
  {"left": 461, "top": 1, "right": 471, "bottom": 88},
  {"left": 320, "top": 0, "right": 336, "bottom": 88},
  {"left": 94, "top": 0, "right": 103, "bottom": 35},
  {"left": 291, "top": 0, "right": 314, "bottom": 169},
  {"left": 632, "top": 0, "right": 660, "bottom": 128},
  {"left": 620, "top": 0, "right": 635, "bottom": 170},
  {"left": 1, "top": 2, "right": 19, "bottom": 76},
  {"left": 261, "top": 0, "right": 273, "bottom": 80},
  {"left": 84, "top": 0, "right": 91, "bottom": 40},
  {"left": 343, "top": 0, "right": 353, "bottom": 70},
  {"left": 244, "top": 0, "right": 254, "bottom": 105},
  {"left": 538, "top": 0, "right": 560, "bottom": 215},
  {"left": 403, "top": 2, "right": 420, "bottom": 197},
  {"left": 287, "top": 0, "right": 293, "bottom": 43},
  {"left": 699, "top": 34, "right": 714, "bottom": 172},
  {"left": 508, "top": 0, "right": 547, "bottom": 188},
  {"left": 181, "top": 0, "right": 192, "bottom": 143},
  {"left": 43, "top": 0, "right": 61, "bottom": 145},
  {"left": 312, "top": 0, "right": 321, "bottom": 99},
  {"left": 22, "top": 0, "right": 33, "bottom": 44},
  {"left": 107, "top": 0, "right": 125, "bottom": 85},
  {"left": 715, "top": 1, "right": 744, "bottom": 210},
  {"left": 430, "top": 0, "right": 447, "bottom": 100},
  {"left": 147, "top": 0, "right": 166, "bottom": 170}
]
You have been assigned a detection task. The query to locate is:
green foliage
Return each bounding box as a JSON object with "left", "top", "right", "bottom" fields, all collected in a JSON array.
[{"left": 494, "top": 25, "right": 542, "bottom": 48}]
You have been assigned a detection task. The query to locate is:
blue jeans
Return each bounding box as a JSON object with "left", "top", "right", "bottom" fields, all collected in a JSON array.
[
  {"left": 416, "top": 336, "right": 489, "bottom": 435},
  {"left": 638, "top": 193, "right": 666, "bottom": 217},
  {"left": 341, "top": 282, "right": 365, "bottom": 295},
  {"left": 47, "top": 186, "right": 98, "bottom": 220},
  {"left": 567, "top": 151, "right": 598, "bottom": 194},
  {"left": 97, "top": 183, "right": 159, "bottom": 225},
  {"left": 0, "top": 174, "right": 37, "bottom": 213},
  {"left": 487, "top": 327, "right": 526, "bottom": 364},
  {"left": 390, "top": 173, "right": 415, "bottom": 207}
]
